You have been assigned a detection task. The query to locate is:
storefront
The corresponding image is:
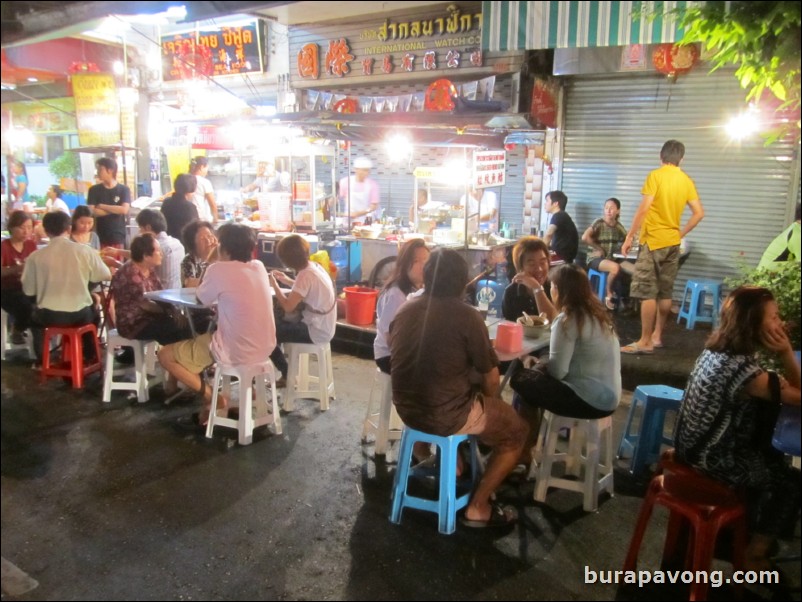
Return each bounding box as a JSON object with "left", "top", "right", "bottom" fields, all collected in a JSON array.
[{"left": 481, "top": 0, "right": 802, "bottom": 293}]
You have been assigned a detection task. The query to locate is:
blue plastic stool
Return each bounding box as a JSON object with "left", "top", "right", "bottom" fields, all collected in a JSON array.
[
  {"left": 677, "top": 280, "right": 722, "bottom": 329},
  {"left": 587, "top": 268, "right": 608, "bottom": 302},
  {"left": 390, "top": 428, "right": 479, "bottom": 534},
  {"left": 617, "top": 385, "right": 684, "bottom": 477}
]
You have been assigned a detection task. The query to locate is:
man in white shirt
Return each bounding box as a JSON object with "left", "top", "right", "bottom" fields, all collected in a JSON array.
[
  {"left": 189, "top": 157, "right": 218, "bottom": 223},
  {"left": 135, "top": 209, "right": 184, "bottom": 289},
  {"left": 22, "top": 211, "right": 112, "bottom": 363},
  {"left": 158, "top": 223, "right": 276, "bottom": 425},
  {"left": 338, "top": 157, "right": 381, "bottom": 220},
  {"left": 458, "top": 186, "right": 498, "bottom": 232}
]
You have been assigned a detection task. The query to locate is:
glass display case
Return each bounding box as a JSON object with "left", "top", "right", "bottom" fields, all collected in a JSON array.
[{"left": 204, "top": 138, "right": 335, "bottom": 231}]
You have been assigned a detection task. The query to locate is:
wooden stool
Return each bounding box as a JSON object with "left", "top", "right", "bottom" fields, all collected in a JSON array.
[
  {"left": 623, "top": 450, "right": 747, "bottom": 601},
  {"left": 40, "top": 324, "right": 102, "bottom": 389}
]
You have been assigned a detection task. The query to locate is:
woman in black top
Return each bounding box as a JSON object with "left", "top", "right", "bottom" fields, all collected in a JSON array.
[
  {"left": 160, "top": 174, "right": 198, "bottom": 240},
  {"left": 501, "top": 236, "right": 557, "bottom": 323}
]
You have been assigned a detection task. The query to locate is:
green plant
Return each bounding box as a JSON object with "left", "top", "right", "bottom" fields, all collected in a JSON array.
[
  {"left": 726, "top": 261, "right": 801, "bottom": 364},
  {"left": 48, "top": 152, "right": 80, "bottom": 181},
  {"left": 674, "top": 1, "right": 801, "bottom": 144}
]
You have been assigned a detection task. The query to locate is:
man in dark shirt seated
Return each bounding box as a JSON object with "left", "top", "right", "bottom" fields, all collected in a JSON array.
[
  {"left": 542, "top": 190, "right": 578, "bottom": 263},
  {"left": 390, "top": 248, "right": 527, "bottom": 528}
]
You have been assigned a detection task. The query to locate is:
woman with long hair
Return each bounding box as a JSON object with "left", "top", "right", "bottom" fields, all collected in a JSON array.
[
  {"left": 373, "top": 239, "right": 430, "bottom": 374},
  {"left": 161, "top": 174, "right": 199, "bottom": 240},
  {"left": 674, "top": 286, "right": 800, "bottom": 573},
  {"left": 1, "top": 210, "right": 37, "bottom": 343},
  {"left": 511, "top": 263, "right": 621, "bottom": 460},
  {"left": 70, "top": 205, "right": 101, "bottom": 250},
  {"left": 188, "top": 157, "right": 218, "bottom": 223}
]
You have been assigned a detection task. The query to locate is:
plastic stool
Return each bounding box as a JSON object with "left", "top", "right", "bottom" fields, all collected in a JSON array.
[
  {"left": 390, "top": 428, "right": 479, "bottom": 534},
  {"left": 1, "top": 308, "right": 35, "bottom": 360},
  {"left": 102, "top": 330, "right": 162, "bottom": 403},
  {"left": 40, "top": 324, "right": 102, "bottom": 388},
  {"left": 618, "top": 385, "right": 684, "bottom": 477},
  {"left": 677, "top": 280, "right": 722, "bottom": 329},
  {"left": 282, "top": 342, "right": 335, "bottom": 412},
  {"left": 362, "top": 369, "right": 404, "bottom": 455},
  {"left": 206, "top": 359, "right": 282, "bottom": 445},
  {"left": 623, "top": 450, "right": 747, "bottom": 601},
  {"left": 533, "top": 411, "right": 614, "bottom": 512},
  {"left": 587, "top": 268, "right": 608, "bottom": 302}
]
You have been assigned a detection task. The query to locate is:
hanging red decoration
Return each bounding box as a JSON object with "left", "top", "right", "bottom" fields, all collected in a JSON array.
[
  {"left": 68, "top": 62, "right": 100, "bottom": 74},
  {"left": 424, "top": 78, "right": 457, "bottom": 111},
  {"left": 175, "top": 43, "right": 214, "bottom": 80},
  {"left": 333, "top": 98, "right": 358, "bottom": 113},
  {"left": 652, "top": 43, "right": 700, "bottom": 78}
]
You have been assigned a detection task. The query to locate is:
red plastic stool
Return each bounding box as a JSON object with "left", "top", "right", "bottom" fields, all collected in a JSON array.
[
  {"left": 623, "top": 450, "right": 747, "bottom": 601},
  {"left": 41, "top": 324, "right": 103, "bottom": 389}
]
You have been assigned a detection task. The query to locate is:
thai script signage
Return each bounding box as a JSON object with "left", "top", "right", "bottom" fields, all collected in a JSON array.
[
  {"left": 294, "top": 3, "right": 482, "bottom": 82},
  {"left": 71, "top": 73, "right": 120, "bottom": 147},
  {"left": 161, "top": 21, "right": 264, "bottom": 82}
]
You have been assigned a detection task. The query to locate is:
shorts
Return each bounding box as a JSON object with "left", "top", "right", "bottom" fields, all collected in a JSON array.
[
  {"left": 455, "top": 393, "right": 527, "bottom": 452},
  {"left": 170, "top": 332, "right": 214, "bottom": 374},
  {"left": 588, "top": 256, "right": 606, "bottom": 272},
  {"left": 630, "top": 243, "right": 680, "bottom": 300}
]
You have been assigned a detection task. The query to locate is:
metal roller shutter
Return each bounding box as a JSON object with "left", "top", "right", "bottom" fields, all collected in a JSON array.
[{"left": 561, "top": 69, "right": 799, "bottom": 295}]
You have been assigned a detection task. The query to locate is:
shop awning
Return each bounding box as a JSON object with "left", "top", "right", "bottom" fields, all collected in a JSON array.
[
  {"left": 272, "top": 111, "right": 544, "bottom": 149},
  {"left": 481, "top": 1, "right": 698, "bottom": 51}
]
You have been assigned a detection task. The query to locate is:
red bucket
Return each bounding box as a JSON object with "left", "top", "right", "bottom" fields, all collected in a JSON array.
[{"left": 344, "top": 286, "right": 378, "bottom": 326}]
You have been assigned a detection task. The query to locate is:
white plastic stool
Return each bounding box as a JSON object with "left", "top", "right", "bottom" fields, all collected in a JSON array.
[
  {"left": 533, "top": 411, "right": 615, "bottom": 512},
  {"left": 1, "top": 308, "right": 35, "bottom": 360},
  {"left": 282, "top": 342, "right": 335, "bottom": 412},
  {"left": 206, "top": 359, "right": 282, "bottom": 445},
  {"left": 362, "top": 369, "right": 404, "bottom": 455},
  {"left": 102, "top": 330, "right": 162, "bottom": 403}
]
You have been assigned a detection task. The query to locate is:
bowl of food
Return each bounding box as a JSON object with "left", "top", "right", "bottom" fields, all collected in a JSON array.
[{"left": 517, "top": 313, "right": 550, "bottom": 338}]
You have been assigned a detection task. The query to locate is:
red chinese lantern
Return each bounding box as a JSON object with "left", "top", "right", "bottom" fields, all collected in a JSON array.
[
  {"left": 424, "top": 79, "right": 457, "bottom": 112},
  {"left": 333, "top": 98, "right": 358, "bottom": 113},
  {"left": 652, "top": 43, "right": 700, "bottom": 78}
]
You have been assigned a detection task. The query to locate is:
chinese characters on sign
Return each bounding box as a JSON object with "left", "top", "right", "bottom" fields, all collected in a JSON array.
[
  {"left": 294, "top": 4, "right": 482, "bottom": 80},
  {"left": 161, "top": 21, "right": 263, "bottom": 82},
  {"left": 473, "top": 151, "right": 507, "bottom": 189},
  {"left": 325, "top": 39, "right": 354, "bottom": 77},
  {"left": 297, "top": 43, "right": 319, "bottom": 79}
]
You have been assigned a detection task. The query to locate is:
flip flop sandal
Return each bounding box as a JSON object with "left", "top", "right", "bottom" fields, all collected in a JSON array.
[
  {"left": 460, "top": 503, "right": 518, "bottom": 528},
  {"left": 621, "top": 342, "right": 654, "bottom": 355},
  {"left": 604, "top": 296, "right": 616, "bottom": 311}
]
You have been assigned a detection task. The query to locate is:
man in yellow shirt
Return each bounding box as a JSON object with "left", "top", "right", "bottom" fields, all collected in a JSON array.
[{"left": 621, "top": 140, "right": 705, "bottom": 354}]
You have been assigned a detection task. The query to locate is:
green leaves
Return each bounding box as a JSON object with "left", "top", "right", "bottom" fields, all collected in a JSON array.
[{"left": 675, "top": 1, "right": 800, "bottom": 144}]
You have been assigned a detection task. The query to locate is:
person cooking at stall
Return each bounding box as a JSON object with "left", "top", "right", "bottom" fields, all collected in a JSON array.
[
  {"left": 457, "top": 185, "right": 498, "bottom": 232},
  {"left": 408, "top": 188, "right": 442, "bottom": 223},
  {"left": 339, "top": 157, "right": 380, "bottom": 220},
  {"left": 241, "top": 160, "right": 287, "bottom": 194}
]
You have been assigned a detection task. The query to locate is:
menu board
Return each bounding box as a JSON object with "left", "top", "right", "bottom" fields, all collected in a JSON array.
[{"left": 161, "top": 21, "right": 264, "bottom": 82}]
